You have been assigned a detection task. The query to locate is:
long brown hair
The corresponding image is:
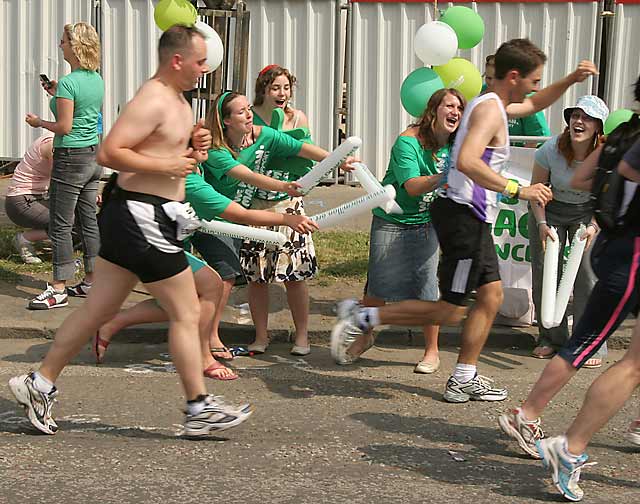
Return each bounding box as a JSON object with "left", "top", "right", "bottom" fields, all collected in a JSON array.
[
  {"left": 254, "top": 65, "right": 297, "bottom": 121},
  {"left": 206, "top": 91, "right": 243, "bottom": 158},
  {"left": 557, "top": 120, "right": 603, "bottom": 164},
  {"left": 412, "top": 88, "right": 466, "bottom": 155}
]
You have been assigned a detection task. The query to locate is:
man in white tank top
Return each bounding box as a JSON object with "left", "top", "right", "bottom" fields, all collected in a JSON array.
[{"left": 332, "top": 38, "right": 597, "bottom": 403}]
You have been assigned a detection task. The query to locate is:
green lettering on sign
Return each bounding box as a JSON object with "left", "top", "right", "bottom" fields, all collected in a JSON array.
[
  {"left": 495, "top": 243, "right": 510, "bottom": 260},
  {"left": 494, "top": 209, "right": 517, "bottom": 237}
]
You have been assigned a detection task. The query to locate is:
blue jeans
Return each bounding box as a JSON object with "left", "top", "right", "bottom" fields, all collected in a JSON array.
[
  {"left": 49, "top": 146, "right": 102, "bottom": 281},
  {"left": 366, "top": 215, "right": 439, "bottom": 302}
]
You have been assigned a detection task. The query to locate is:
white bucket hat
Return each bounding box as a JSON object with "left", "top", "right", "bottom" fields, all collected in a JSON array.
[{"left": 563, "top": 95, "right": 609, "bottom": 128}]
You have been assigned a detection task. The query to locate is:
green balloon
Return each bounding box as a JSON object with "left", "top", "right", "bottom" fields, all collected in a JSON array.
[
  {"left": 604, "top": 108, "right": 634, "bottom": 135},
  {"left": 441, "top": 6, "right": 485, "bottom": 49},
  {"left": 154, "top": 0, "right": 197, "bottom": 32},
  {"left": 434, "top": 58, "right": 482, "bottom": 102},
  {"left": 400, "top": 67, "right": 444, "bottom": 117}
]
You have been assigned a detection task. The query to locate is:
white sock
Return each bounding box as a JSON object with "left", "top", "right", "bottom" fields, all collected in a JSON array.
[
  {"left": 186, "top": 398, "right": 206, "bottom": 416},
  {"left": 452, "top": 363, "right": 476, "bottom": 383},
  {"left": 560, "top": 435, "right": 583, "bottom": 461},
  {"left": 32, "top": 371, "right": 54, "bottom": 394},
  {"left": 356, "top": 307, "right": 380, "bottom": 330}
]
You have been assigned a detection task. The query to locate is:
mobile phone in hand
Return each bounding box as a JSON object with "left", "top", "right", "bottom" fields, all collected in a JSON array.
[{"left": 39, "top": 74, "right": 52, "bottom": 89}]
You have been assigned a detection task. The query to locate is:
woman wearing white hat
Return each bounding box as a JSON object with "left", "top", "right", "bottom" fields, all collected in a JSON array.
[{"left": 528, "top": 95, "right": 609, "bottom": 366}]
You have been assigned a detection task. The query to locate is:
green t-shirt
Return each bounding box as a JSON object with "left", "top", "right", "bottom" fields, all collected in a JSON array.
[
  {"left": 200, "top": 126, "right": 303, "bottom": 208},
  {"left": 185, "top": 170, "right": 233, "bottom": 221},
  {"left": 49, "top": 69, "right": 104, "bottom": 148},
  {"left": 252, "top": 111, "right": 315, "bottom": 201},
  {"left": 372, "top": 136, "right": 449, "bottom": 225},
  {"left": 508, "top": 112, "right": 551, "bottom": 147}
]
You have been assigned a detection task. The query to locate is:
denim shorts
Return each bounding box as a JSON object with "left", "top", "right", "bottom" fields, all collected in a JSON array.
[
  {"left": 366, "top": 215, "right": 439, "bottom": 302},
  {"left": 190, "top": 231, "right": 246, "bottom": 284}
]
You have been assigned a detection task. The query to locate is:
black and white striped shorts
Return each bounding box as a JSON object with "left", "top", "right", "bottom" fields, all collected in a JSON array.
[{"left": 98, "top": 186, "right": 189, "bottom": 283}]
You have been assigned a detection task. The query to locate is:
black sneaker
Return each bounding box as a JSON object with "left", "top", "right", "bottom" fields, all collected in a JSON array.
[
  {"left": 443, "top": 374, "right": 508, "bottom": 403},
  {"left": 28, "top": 284, "right": 68, "bottom": 310},
  {"left": 67, "top": 280, "right": 92, "bottom": 297},
  {"left": 8, "top": 373, "right": 59, "bottom": 434},
  {"left": 182, "top": 395, "right": 252, "bottom": 438}
]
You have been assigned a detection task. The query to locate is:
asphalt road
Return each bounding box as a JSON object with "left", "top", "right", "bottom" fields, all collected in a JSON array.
[{"left": 0, "top": 340, "right": 638, "bottom": 503}]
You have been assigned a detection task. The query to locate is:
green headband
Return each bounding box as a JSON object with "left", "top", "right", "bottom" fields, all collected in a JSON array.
[{"left": 218, "top": 91, "right": 232, "bottom": 128}]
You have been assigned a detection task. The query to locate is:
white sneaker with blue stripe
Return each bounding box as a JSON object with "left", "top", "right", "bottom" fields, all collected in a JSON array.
[{"left": 536, "top": 435, "right": 594, "bottom": 502}]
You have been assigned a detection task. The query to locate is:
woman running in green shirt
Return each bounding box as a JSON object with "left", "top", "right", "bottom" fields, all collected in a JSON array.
[{"left": 342, "top": 89, "right": 465, "bottom": 374}]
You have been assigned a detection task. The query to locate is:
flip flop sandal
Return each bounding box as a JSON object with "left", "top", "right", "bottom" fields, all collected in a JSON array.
[
  {"left": 532, "top": 345, "right": 556, "bottom": 359},
  {"left": 583, "top": 358, "right": 602, "bottom": 369},
  {"left": 210, "top": 346, "right": 234, "bottom": 360},
  {"left": 94, "top": 332, "right": 111, "bottom": 365},
  {"left": 203, "top": 361, "right": 238, "bottom": 381}
]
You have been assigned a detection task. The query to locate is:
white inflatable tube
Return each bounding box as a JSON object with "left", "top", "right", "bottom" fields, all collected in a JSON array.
[
  {"left": 541, "top": 227, "right": 560, "bottom": 329},
  {"left": 296, "top": 136, "right": 362, "bottom": 195},
  {"left": 198, "top": 219, "right": 287, "bottom": 246},
  {"left": 311, "top": 185, "right": 396, "bottom": 229},
  {"left": 553, "top": 224, "right": 587, "bottom": 326},
  {"left": 352, "top": 162, "right": 403, "bottom": 215}
]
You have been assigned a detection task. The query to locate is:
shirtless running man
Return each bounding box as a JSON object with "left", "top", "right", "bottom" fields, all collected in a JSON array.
[{"left": 8, "top": 25, "right": 251, "bottom": 437}]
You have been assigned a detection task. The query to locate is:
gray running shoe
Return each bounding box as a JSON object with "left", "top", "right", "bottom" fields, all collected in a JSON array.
[
  {"left": 8, "top": 373, "right": 58, "bottom": 435},
  {"left": 14, "top": 233, "right": 42, "bottom": 264},
  {"left": 182, "top": 395, "right": 252, "bottom": 438},
  {"left": 498, "top": 407, "right": 545, "bottom": 458},
  {"left": 443, "top": 374, "right": 508, "bottom": 403}
]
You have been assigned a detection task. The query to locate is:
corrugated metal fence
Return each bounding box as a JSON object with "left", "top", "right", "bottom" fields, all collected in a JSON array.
[{"left": 2, "top": 0, "right": 640, "bottom": 179}]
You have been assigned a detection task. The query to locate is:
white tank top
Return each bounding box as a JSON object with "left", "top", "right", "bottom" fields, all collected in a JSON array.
[{"left": 444, "top": 92, "right": 510, "bottom": 224}]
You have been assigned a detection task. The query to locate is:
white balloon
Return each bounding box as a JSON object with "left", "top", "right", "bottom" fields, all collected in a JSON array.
[
  {"left": 414, "top": 21, "right": 458, "bottom": 66},
  {"left": 204, "top": 29, "right": 224, "bottom": 73},
  {"left": 195, "top": 20, "right": 216, "bottom": 39}
]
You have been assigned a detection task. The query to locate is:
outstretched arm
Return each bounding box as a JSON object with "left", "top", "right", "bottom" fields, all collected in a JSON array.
[
  {"left": 221, "top": 201, "right": 318, "bottom": 234},
  {"left": 227, "top": 164, "right": 302, "bottom": 196},
  {"left": 507, "top": 60, "right": 598, "bottom": 119}
]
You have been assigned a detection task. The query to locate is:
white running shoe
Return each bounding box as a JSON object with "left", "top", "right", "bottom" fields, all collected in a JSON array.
[
  {"left": 8, "top": 373, "right": 58, "bottom": 435},
  {"left": 537, "top": 435, "right": 594, "bottom": 502},
  {"left": 443, "top": 374, "right": 508, "bottom": 403},
  {"left": 14, "top": 233, "right": 42, "bottom": 264},
  {"left": 498, "top": 407, "right": 545, "bottom": 458},
  {"left": 624, "top": 419, "right": 640, "bottom": 446},
  {"left": 182, "top": 395, "right": 252, "bottom": 438},
  {"left": 28, "top": 284, "right": 68, "bottom": 310}
]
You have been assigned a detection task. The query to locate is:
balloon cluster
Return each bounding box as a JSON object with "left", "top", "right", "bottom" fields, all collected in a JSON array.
[
  {"left": 401, "top": 6, "right": 485, "bottom": 117},
  {"left": 154, "top": 0, "right": 224, "bottom": 73}
]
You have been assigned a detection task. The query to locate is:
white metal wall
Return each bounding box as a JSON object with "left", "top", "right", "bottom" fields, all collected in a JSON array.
[
  {"left": 100, "top": 0, "right": 161, "bottom": 138},
  {"left": 604, "top": 2, "right": 640, "bottom": 111},
  {"left": 99, "top": 0, "right": 338, "bottom": 155},
  {"left": 0, "top": 0, "right": 94, "bottom": 159},
  {"left": 246, "top": 0, "right": 337, "bottom": 152},
  {"left": 349, "top": 1, "right": 602, "bottom": 179}
]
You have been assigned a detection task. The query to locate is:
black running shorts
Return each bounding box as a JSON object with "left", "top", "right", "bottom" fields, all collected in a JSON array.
[
  {"left": 98, "top": 186, "right": 189, "bottom": 283},
  {"left": 430, "top": 196, "right": 500, "bottom": 306}
]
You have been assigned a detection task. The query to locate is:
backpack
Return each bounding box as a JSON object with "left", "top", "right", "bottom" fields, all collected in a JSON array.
[{"left": 590, "top": 113, "right": 640, "bottom": 235}]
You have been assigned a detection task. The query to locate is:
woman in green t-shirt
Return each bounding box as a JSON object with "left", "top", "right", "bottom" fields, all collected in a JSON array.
[
  {"left": 25, "top": 22, "right": 104, "bottom": 309},
  {"left": 246, "top": 65, "right": 318, "bottom": 357},
  {"left": 342, "top": 89, "right": 465, "bottom": 373},
  {"left": 200, "top": 90, "right": 354, "bottom": 356}
]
